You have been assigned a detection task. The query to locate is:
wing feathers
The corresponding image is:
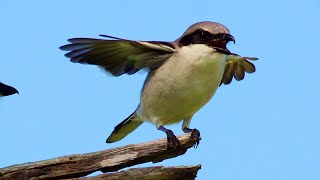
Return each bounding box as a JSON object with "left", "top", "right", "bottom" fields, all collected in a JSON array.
[
  {"left": 60, "top": 35, "right": 176, "bottom": 76},
  {"left": 65, "top": 48, "right": 94, "bottom": 58},
  {"left": 241, "top": 59, "right": 256, "bottom": 73},
  {"left": 60, "top": 43, "right": 93, "bottom": 51},
  {"left": 221, "top": 55, "right": 258, "bottom": 85},
  {"left": 67, "top": 38, "right": 106, "bottom": 43},
  {"left": 234, "top": 62, "right": 245, "bottom": 81},
  {"left": 221, "top": 62, "right": 236, "bottom": 85}
]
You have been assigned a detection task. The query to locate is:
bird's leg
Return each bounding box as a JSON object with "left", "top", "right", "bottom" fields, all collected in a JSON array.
[
  {"left": 157, "top": 125, "right": 180, "bottom": 150},
  {"left": 182, "top": 117, "right": 201, "bottom": 148}
]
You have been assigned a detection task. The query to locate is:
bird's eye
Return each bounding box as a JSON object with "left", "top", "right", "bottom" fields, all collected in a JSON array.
[{"left": 198, "top": 31, "right": 208, "bottom": 40}]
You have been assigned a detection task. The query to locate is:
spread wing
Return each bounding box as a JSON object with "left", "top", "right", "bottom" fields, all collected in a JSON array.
[
  {"left": 221, "top": 54, "right": 258, "bottom": 85},
  {"left": 59, "top": 35, "right": 176, "bottom": 76}
]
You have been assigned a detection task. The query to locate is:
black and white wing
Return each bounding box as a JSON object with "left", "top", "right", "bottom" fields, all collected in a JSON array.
[{"left": 60, "top": 35, "right": 176, "bottom": 76}]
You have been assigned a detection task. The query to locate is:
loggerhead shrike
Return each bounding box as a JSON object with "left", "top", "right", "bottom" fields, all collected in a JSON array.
[
  {"left": 60, "top": 21, "right": 258, "bottom": 149},
  {"left": 0, "top": 82, "right": 18, "bottom": 97}
]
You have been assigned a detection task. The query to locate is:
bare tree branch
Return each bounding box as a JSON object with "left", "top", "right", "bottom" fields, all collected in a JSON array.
[
  {"left": 0, "top": 133, "right": 200, "bottom": 179},
  {"left": 72, "top": 165, "right": 201, "bottom": 180}
]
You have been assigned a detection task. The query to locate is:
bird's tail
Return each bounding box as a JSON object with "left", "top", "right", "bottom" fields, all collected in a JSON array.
[{"left": 106, "top": 111, "right": 143, "bottom": 143}]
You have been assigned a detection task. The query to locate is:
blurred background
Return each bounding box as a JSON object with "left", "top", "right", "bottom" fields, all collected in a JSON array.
[{"left": 1, "top": 0, "right": 319, "bottom": 179}]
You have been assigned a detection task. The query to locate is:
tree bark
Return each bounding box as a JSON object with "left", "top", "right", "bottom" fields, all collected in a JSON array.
[
  {"left": 72, "top": 165, "right": 201, "bottom": 180},
  {"left": 0, "top": 133, "right": 201, "bottom": 180}
]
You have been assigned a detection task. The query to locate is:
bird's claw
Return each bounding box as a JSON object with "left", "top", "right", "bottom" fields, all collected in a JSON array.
[
  {"left": 189, "top": 129, "right": 201, "bottom": 148},
  {"left": 166, "top": 130, "right": 180, "bottom": 150}
]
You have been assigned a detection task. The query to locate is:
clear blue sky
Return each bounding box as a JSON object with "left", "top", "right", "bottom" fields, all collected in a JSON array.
[{"left": 1, "top": 0, "right": 319, "bottom": 179}]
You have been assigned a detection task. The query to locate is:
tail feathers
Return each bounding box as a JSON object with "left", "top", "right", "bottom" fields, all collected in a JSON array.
[{"left": 106, "top": 111, "right": 143, "bottom": 143}]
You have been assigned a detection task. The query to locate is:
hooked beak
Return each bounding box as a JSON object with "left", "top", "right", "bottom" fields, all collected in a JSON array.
[
  {"left": 208, "top": 33, "right": 236, "bottom": 50},
  {"left": 11, "top": 88, "right": 19, "bottom": 95},
  {"left": 224, "top": 34, "right": 236, "bottom": 44},
  {"left": 0, "top": 83, "right": 19, "bottom": 96}
]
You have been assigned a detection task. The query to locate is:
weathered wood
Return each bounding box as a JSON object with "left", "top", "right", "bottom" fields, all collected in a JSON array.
[
  {"left": 73, "top": 165, "right": 201, "bottom": 180},
  {"left": 0, "top": 133, "right": 200, "bottom": 180}
]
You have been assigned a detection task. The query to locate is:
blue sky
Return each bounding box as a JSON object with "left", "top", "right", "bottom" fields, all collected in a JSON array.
[{"left": 1, "top": 0, "right": 319, "bottom": 179}]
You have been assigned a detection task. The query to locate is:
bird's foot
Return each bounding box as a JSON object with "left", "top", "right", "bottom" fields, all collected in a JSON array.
[
  {"left": 183, "top": 128, "right": 201, "bottom": 148},
  {"left": 166, "top": 129, "right": 180, "bottom": 150},
  {"left": 158, "top": 125, "right": 180, "bottom": 150},
  {"left": 190, "top": 129, "right": 201, "bottom": 148}
]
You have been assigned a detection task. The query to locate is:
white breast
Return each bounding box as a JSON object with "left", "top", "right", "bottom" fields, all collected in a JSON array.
[{"left": 139, "top": 44, "right": 227, "bottom": 125}]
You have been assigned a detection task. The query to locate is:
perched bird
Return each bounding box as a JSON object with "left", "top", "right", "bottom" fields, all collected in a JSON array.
[
  {"left": 0, "top": 82, "right": 18, "bottom": 97},
  {"left": 60, "top": 21, "right": 258, "bottom": 149}
]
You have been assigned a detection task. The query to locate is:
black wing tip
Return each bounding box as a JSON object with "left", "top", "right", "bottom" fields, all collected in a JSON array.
[
  {"left": 59, "top": 44, "right": 69, "bottom": 51},
  {"left": 99, "top": 34, "right": 127, "bottom": 41},
  {"left": 234, "top": 77, "right": 243, "bottom": 81},
  {"left": 223, "top": 82, "right": 232, "bottom": 85},
  {"left": 226, "top": 78, "right": 233, "bottom": 85},
  {"left": 70, "top": 57, "right": 83, "bottom": 63},
  {"left": 59, "top": 42, "right": 77, "bottom": 51},
  {"left": 106, "top": 137, "right": 114, "bottom": 143},
  {"left": 246, "top": 68, "right": 256, "bottom": 74},
  {"left": 246, "top": 57, "right": 259, "bottom": 61},
  {"left": 67, "top": 38, "right": 77, "bottom": 43},
  {"left": 67, "top": 38, "right": 88, "bottom": 43}
]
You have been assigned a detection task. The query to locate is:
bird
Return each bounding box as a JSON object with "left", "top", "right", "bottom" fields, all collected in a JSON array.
[
  {"left": 0, "top": 82, "right": 19, "bottom": 97},
  {"left": 60, "top": 21, "right": 258, "bottom": 149}
]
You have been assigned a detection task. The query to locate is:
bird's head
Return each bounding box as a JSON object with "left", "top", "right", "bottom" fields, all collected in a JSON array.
[{"left": 176, "top": 21, "right": 235, "bottom": 51}]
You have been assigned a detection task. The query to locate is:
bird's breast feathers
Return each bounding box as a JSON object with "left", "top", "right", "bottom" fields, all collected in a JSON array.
[
  {"left": 176, "top": 44, "right": 227, "bottom": 71},
  {"left": 164, "top": 44, "right": 227, "bottom": 100},
  {"left": 139, "top": 44, "right": 227, "bottom": 124}
]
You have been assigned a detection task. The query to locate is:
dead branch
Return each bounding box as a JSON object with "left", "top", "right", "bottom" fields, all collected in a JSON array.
[
  {"left": 72, "top": 165, "right": 201, "bottom": 180},
  {"left": 0, "top": 133, "right": 200, "bottom": 180}
]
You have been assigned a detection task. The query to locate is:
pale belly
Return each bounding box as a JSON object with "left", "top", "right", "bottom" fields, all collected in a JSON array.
[{"left": 138, "top": 45, "right": 227, "bottom": 126}]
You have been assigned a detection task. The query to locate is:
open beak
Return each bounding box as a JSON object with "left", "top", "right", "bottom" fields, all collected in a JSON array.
[
  {"left": 224, "top": 34, "right": 236, "bottom": 44},
  {"left": 11, "top": 88, "right": 19, "bottom": 95},
  {"left": 0, "top": 83, "right": 19, "bottom": 96}
]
